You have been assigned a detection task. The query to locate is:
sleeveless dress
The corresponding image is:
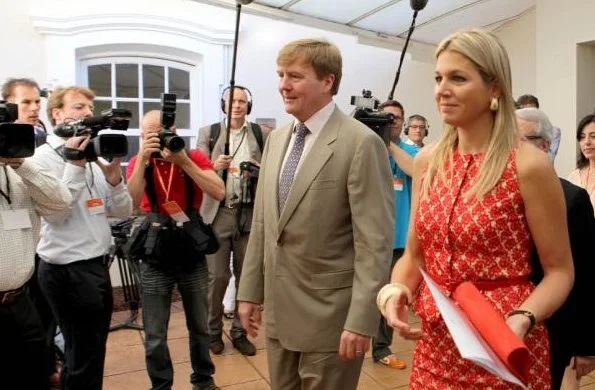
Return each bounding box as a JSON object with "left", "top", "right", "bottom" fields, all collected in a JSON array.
[{"left": 410, "top": 150, "right": 551, "bottom": 389}]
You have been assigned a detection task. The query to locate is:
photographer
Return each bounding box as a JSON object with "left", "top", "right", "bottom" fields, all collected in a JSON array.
[
  {"left": 2, "top": 78, "right": 47, "bottom": 146},
  {"left": 372, "top": 100, "right": 419, "bottom": 370},
  {"left": 127, "top": 110, "right": 224, "bottom": 390},
  {"left": 0, "top": 150, "right": 72, "bottom": 390},
  {"left": 196, "top": 85, "right": 266, "bottom": 356},
  {"left": 31, "top": 86, "right": 133, "bottom": 390}
]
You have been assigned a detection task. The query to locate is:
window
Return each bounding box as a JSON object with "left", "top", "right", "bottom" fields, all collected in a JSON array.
[{"left": 82, "top": 57, "right": 196, "bottom": 176}]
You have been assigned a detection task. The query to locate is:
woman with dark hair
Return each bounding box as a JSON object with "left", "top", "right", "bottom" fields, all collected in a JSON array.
[{"left": 567, "top": 114, "right": 595, "bottom": 214}]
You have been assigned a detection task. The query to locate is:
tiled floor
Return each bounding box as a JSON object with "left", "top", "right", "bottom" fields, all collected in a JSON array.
[{"left": 105, "top": 306, "right": 595, "bottom": 389}]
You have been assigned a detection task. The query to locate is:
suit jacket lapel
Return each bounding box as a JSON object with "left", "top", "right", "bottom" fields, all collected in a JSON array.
[
  {"left": 269, "top": 123, "right": 294, "bottom": 222},
  {"left": 277, "top": 108, "right": 341, "bottom": 237}
]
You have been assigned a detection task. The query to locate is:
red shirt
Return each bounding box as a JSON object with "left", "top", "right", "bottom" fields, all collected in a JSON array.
[{"left": 126, "top": 150, "right": 214, "bottom": 214}]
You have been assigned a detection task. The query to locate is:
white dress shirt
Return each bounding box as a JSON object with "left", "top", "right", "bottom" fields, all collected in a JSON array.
[
  {"left": 280, "top": 100, "right": 335, "bottom": 180},
  {"left": 32, "top": 135, "right": 133, "bottom": 264},
  {"left": 0, "top": 160, "right": 72, "bottom": 290}
]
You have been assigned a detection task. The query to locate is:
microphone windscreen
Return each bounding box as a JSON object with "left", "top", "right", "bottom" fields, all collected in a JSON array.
[
  {"left": 237, "top": 0, "right": 253, "bottom": 4},
  {"left": 410, "top": 0, "right": 428, "bottom": 11}
]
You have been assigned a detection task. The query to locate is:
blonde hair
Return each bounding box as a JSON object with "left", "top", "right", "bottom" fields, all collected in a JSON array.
[
  {"left": 423, "top": 28, "right": 518, "bottom": 199},
  {"left": 47, "top": 86, "right": 95, "bottom": 126},
  {"left": 277, "top": 38, "right": 342, "bottom": 95}
]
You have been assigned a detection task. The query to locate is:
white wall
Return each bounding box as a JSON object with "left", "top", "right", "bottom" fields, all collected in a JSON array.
[
  {"left": 0, "top": 0, "right": 46, "bottom": 85},
  {"left": 534, "top": 0, "right": 595, "bottom": 176},
  {"left": 236, "top": 12, "right": 441, "bottom": 143},
  {"left": 494, "top": 8, "right": 536, "bottom": 99}
]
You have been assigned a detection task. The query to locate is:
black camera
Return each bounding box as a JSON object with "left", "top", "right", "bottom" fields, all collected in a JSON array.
[
  {"left": 239, "top": 161, "right": 259, "bottom": 178},
  {"left": 158, "top": 93, "right": 185, "bottom": 153},
  {"left": 0, "top": 101, "right": 35, "bottom": 158},
  {"left": 54, "top": 108, "right": 131, "bottom": 161},
  {"left": 350, "top": 90, "right": 393, "bottom": 146}
]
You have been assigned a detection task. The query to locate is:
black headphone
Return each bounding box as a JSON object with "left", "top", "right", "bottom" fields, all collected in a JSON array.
[
  {"left": 220, "top": 85, "right": 253, "bottom": 115},
  {"left": 404, "top": 115, "right": 429, "bottom": 137}
]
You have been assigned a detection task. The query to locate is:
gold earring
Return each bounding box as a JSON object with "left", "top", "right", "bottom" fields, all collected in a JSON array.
[{"left": 490, "top": 97, "right": 499, "bottom": 112}]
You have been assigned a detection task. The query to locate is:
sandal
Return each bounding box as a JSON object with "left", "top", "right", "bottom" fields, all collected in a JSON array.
[{"left": 378, "top": 355, "right": 407, "bottom": 369}]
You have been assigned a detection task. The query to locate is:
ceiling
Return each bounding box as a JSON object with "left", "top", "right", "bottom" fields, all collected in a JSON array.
[{"left": 198, "top": 0, "right": 536, "bottom": 46}]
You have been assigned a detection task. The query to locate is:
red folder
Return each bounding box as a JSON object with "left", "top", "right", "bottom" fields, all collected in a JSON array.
[{"left": 453, "top": 282, "right": 530, "bottom": 384}]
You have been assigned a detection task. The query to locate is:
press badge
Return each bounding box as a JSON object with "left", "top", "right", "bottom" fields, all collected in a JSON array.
[
  {"left": 162, "top": 201, "right": 190, "bottom": 224},
  {"left": 86, "top": 198, "right": 106, "bottom": 215},
  {"left": 393, "top": 178, "right": 404, "bottom": 192},
  {"left": 1, "top": 209, "right": 32, "bottom": 230}
]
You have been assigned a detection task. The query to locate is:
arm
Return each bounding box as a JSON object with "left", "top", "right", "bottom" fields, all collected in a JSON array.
[
  {"left": 127, "top": 131, "right": 161, "bottom": 210},
  {"left": 388, "top": 141, "right": 414, "bottom": 176},
  {"left": 237, "top": 133, "right": 271, "bottom": 337},
  {"left": 343, "top": 132, "right": 394, "bottom": 336},
  {"left": 514, "top": 142, "right": 574, "bottom": 335},
  {"left": 382, "top": 146, "right": 435, "bottom": 339},
  {"left": 12, "top": 159, "right": 72, "bottom": 216}
]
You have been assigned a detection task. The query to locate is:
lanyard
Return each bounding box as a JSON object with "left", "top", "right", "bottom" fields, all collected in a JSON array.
[
  {"left": 154, "top": 161, "right": 175, "bottom": 202},
  {"left": 0, "top": 166, "right": 11, "bottom": 205}
]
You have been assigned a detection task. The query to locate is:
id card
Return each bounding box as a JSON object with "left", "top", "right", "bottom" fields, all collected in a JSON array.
[
  {"left": 393, "top": 178, "right": 404, "bottom": 191},
  {"left": 162, "top": 201, "right": 190, "bottom": 224},
  {"left": 1, "top": 209, "right": 32, "bottom": 230},
  {"left": 86, "top": 198, "right": 106, "bottom": 215}
]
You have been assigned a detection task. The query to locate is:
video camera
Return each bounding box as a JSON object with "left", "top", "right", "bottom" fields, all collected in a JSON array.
[
  {"left": 54, "top": 108, "right": 131, "bottom": 162},
  {"left": 239, "top": 160, "right": 259, "bottom": 178},
  {"left": 350, "top": 90, "right": 393, "bottom": 146},
  {"left": 158, "top": 93, "right": 185, "bottom": 153},
  {"left": 0, "top": 101, "right": 35, "bottom": 158}
]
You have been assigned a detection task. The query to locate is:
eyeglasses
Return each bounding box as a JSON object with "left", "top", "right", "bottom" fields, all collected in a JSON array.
[{"left": 409, "top": 125, "right": 427, "bottom": 130}]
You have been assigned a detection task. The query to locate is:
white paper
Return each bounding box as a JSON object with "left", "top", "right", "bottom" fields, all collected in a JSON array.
[{"left": 420, "top": 269, "right": 528, "bottom": 389}]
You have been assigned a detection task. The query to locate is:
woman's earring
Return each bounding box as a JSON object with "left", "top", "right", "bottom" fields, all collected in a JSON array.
[{"left": 490, "top": 97, "right": 499, "bottom": 112}]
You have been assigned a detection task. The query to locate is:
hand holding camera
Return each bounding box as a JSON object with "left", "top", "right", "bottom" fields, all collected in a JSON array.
[{"left": 64, "top": 135, "right": 91, "bottom": 167}]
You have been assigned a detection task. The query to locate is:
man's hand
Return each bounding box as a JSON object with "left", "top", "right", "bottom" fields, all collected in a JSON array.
[
  {"left": 213, "top": 154, "right": 232, "bottom": 171},
  {"left": 64, "top": 135, "right": 91, "bottom": 167},
  {"left": 160, "top": 147, "right": 190, "bottom": 168},
  {"left": 139, "top": 132, "right": 161, "bottom": 163},
  {"left": 0, "top": 157, "right": 25, "bottom": 168},
  {"left": 238, "top": 301, "right": 262, "bottom": 338},
  {"left": 95, "top": 157, "right": 123, "bottom": 186},
  {"left": 575, "top": 356, "right": 595, "bottom": 379},
  {"left": 338, "top": 330, "right": 370, "bottom": 361}
]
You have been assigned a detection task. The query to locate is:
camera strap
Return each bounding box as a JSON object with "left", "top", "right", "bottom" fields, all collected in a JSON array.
[{"left": 0, "top": 166, "right": 11, "bottom": 205}]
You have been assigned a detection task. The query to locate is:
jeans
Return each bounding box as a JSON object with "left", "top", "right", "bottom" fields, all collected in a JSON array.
[{"left": 141, "top": 260, "right": 215, "bottom": 390}]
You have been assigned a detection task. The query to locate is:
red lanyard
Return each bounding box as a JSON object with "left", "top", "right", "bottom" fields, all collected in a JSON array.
[{"left": 154, "top": 162, "right": 175, "bottom": 202}]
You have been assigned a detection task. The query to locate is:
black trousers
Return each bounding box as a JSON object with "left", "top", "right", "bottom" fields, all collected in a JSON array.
[
  {"left": 38, "top": 258, "right": 113, "bottom": 390},
  {"left": 28, "top": 254, "right": 59, "bottom": 376},
  {"left": 372, "top": 248, "right": 404, "bottom": 361},
  {"left": 0, "top": 289, "right": 50, "bottom": 390}
]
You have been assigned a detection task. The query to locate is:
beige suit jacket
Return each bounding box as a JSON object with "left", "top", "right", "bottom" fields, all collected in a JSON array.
[
  {"left": 196, "top": 121, "right": 266, "bottom": 224},
  {"left": 237, "top": 107, "right": 394, "bottom": 352}
]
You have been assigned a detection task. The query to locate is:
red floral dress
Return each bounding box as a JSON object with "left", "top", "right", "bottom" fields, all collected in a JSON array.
[{"left": 410, "top": 150, "right": 551, "bottom": 389}]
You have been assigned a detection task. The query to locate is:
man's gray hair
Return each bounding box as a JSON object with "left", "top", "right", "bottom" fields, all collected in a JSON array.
[{"left": 515, "top": 107, "right": 553, "bottom": 142}]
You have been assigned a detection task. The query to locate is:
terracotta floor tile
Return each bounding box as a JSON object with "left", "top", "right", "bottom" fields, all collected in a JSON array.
[
  {"left": 211, "top": 354, "right": 263, "bottom": 387},
  {"left": 357, "top": 371, "right": 386, "bottom": 389},
  {"left": 106, "top": 329, "right": 144, "bottom": 349},
  {"left": 361, "top": 351, "right": 412, "bottom": 389},
  {"left": 221, "top": 379, "right": 271, "bottom": 389},
  {"left": 245, "top": 351, "right": 270, "bottom": 380},
  {"left": 103, "top": 369, "right": 150, "bottom": 390},
  {"left": 104, "top": 343, "right": 147, "bottom": 376}
]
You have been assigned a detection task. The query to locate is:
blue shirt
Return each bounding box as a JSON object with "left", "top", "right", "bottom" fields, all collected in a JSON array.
[{"left": 390, "top": 142, "right": 419, "bottom": 249}]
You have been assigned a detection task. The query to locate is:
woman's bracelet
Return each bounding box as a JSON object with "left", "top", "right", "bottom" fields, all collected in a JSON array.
[
  {"left": 505, "top": 309, "right": 536, "bottom": 330},
  {"left": 376, "top": 282, "right": 413, "bottom": 317}
]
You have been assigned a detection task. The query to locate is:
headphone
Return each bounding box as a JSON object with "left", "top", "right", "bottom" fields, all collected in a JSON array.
[
  {"left": 220, "top": 85, "right": 253, "bottom": 115},
  {"left": 404, "top": 115, "right": 429, "bottom": 137}
]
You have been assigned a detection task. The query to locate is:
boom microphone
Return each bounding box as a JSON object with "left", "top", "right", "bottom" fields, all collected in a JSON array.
[
  {"left": 410, "top": 0, "right": 429, "bottom": 11},
  {"left": 236, "top": 0, "right": 253, "bottom": 4}
]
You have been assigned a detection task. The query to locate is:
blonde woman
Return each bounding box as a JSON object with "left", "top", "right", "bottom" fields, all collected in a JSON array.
[
  {"left": 378, "top": 29, "right": 574, "bottom": 388},
  {"left": 567, "top": 114, "right": 595, "bottom": 214}
]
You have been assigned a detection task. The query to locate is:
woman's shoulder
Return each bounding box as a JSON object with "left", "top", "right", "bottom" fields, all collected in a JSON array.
[{"left": 515, "top": 141, "right": 553, "bottom": 180}]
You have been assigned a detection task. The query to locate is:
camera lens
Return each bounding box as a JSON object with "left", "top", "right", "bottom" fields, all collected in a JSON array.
[{"left": 163, "top": 134, "right": 185, "bottom": 152}]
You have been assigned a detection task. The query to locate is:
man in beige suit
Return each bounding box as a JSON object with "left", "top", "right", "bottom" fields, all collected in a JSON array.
[{"left": 237, "top": 38, "right": 394, "bottom": 389}]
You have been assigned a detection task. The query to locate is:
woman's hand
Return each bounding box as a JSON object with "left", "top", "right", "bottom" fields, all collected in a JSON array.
[
  {"left": 505, "top": 313, "right": 532, "bottom": 339},
  {"left": 384, "top": 293, "right": 423, "bottom": 340}
]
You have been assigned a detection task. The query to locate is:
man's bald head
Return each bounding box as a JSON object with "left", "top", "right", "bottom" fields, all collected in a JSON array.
[{"left": 142, "top": 110, "right": 162, "bottom": 135}]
